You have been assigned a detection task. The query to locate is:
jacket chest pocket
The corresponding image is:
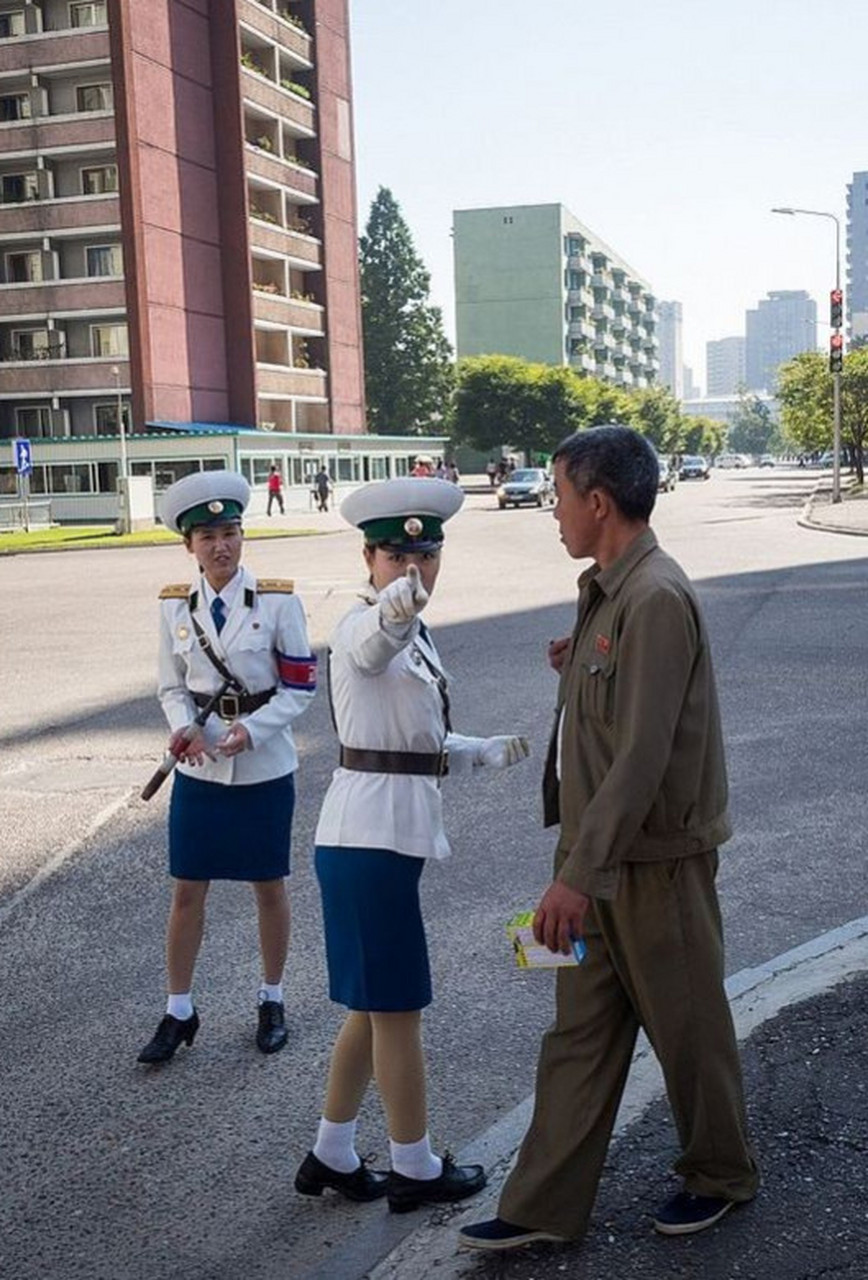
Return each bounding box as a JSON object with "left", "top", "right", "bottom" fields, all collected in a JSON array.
[{"left": 577, "top": 658, "right": 616, "bottom": 726}]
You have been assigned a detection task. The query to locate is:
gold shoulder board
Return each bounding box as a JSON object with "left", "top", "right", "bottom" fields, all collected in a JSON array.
[
  {"left": 256, "top": 578, "right": 295, "bottom": 594},
  {"left": 158, "top": 582, "right": 192, "bottom": 600}
]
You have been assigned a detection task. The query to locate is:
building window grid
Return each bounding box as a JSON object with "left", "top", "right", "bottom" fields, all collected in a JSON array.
[
  {"left": 0, "top": 92, "right": 30, "bottom": 121},
  {"left": 81, "top": 165, "right": 118, "bottom": 195},
  {"left": 86, "top": 244, "right": 123, "bottom": 277},
  {"left": 69, "top": 1, "right": 108, "bottom": 27},
  {"left": 76, "top": 83, "right": 113, "bottom": 113},
  {"left": 1, "top": 173, "right": 39, "bottom": 204},
  {"left": 5, "top": 250, "right": 43, "bottom": 283},
  {"left": 89, "top": 323, "right": 128, "bottom": 357}
]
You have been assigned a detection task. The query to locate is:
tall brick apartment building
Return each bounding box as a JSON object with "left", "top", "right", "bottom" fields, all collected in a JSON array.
[{"left": 0, "top": 2, "right": 439, "bottom": 519}]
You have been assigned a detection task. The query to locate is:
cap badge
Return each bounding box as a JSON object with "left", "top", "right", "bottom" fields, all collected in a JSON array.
[
  {"left": 404, "top": 516, "right": 423, "bottom": 538},
  {"left": 207, "top": 500, "right": 224, "bottom": 514}
]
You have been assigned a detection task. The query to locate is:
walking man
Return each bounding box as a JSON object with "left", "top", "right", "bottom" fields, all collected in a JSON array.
[
  {"left": 313, "top": 467, "right": 332, "bottom": 512},
  {"left": 267, "top": 465, "right": 284, "bottom": 516},
  {"left": 460, "top": 425, "right": 758, "bottom": 1253}
]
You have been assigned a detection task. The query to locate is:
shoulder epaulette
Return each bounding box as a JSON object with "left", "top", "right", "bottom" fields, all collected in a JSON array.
[
  {"left": 158, "top": 582, "right": 192, "bottom": 600},
  {"left": 257, "top": 578, "right": 295, "bottom": 594}
]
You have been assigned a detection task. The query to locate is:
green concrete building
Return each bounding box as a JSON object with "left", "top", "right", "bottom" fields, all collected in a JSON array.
[{"left": 453, "top": 203, "right": 658, "bottom": 389}]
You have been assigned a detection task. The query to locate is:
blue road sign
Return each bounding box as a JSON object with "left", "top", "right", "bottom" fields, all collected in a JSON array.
[{"left": 13, "top": 438, "right": 32, "bottom": 476}]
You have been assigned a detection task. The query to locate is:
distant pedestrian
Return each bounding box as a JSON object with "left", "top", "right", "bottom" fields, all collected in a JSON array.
[
  {"left": 412, "top": 457, "right": 433, "bottom": 477},
  {"left": 460, "top": 425, "right": 758, "bottom": 1254},
  {"left": 267, "top": 465, "right": 284, "bottom": 516},
  {"left": 314, "top": 467, "right": 332, "bottom": 512},
  {"left": 486, "top": 460, "right": 497, "bottom": 487},
  {"left": 445, "top": 461, "right": 461, "bottom": 484}
]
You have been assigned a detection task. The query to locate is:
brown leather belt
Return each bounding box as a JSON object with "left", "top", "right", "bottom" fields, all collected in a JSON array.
[
  {"left": 192, "top": 688, "right": 275, "bottom": 721},
  {"left": 339, "top": 746, "right": 449, "bottom": 777}
]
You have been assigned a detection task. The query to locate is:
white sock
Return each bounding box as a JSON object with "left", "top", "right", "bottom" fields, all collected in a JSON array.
[
  {"left": 313, "top": 1117, "right": 360, "bottom": 1174},
  {"left": 166, "top": 993, "right": 194, "bottom": 1020},
  {"left": 389, "top": 1133, "right": 442, "bottom": 1181},
  {"left": 259, "top": 983, "right": 283, "bottom": 1004}
]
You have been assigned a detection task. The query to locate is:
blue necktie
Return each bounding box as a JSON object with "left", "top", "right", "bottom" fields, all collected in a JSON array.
[{"left": 211, "top": 596, "right": 226, "bottom": 635}]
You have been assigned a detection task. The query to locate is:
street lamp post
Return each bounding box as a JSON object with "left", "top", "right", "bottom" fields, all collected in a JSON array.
[
  {"left": 111, "top": 364, "right": 129, "bottom": 533},
  {"left": 771, "top": 206, "right": 842, "bottom": 502}
]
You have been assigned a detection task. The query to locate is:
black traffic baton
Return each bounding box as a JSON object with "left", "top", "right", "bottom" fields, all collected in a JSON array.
[{"left": 140, "top": 679, "right": 234, "bottom": 801}]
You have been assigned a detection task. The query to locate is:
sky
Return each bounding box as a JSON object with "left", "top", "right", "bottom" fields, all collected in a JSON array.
[{"left": 348, "top": 0, "right": 868, "bottom": 394}]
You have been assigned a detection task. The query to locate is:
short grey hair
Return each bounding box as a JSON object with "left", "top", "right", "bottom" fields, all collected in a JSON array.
[{"left": 552, "top": 425, "right": 658, "bottom": 521}]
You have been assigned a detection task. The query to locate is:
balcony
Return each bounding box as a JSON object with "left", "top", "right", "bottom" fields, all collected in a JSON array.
[
  {"left": 240, "top": 65, "right": 315, "bottom": 135},
  {"left": 0, "top": 355, "right": 129, "bottom": 394},
  {"left": 252, "top": 290, "right": 324, "bottom": 332},
  {"left": 0, "top": 191, "right": 119, "bottom": 236},
  {"left": 248, "top": 217, "right": 321, "bottom": 266},
  {"left": 0, "top": 110, "right": 115, "bottom": 157},
  {"left": 0, "top": 28, "right": 109, "bottom": 74},
  {"left": 568, "top": 318, "right": 595, "bottom": 341},
  {"left": 244, "top": 144, "right": 316, "bottom": 200},
  {"left": 592, "top": 303, "right": 615, "bottom": 322},
  {"left": 0, "top": 276, "right": 125, "bottom": 318},
  {"left": 256, "top": 363, "right": 327, "bottom": 398},
  {"left": 238, "top": 0, "right": 313, "bottom": 66}
]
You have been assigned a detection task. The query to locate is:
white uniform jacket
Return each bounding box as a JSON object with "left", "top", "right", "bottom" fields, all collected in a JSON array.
[
  {"left": 314, "top": 597, "right": 484, "bottom": 860},
  {"left": 157, "top": 566, "right": 316, "bottom": 786}
]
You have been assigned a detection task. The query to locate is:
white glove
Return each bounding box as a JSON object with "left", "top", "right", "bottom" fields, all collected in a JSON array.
[
  {"left": 379, "top": 564, "right": 429, "bottom": 630},
  {"left": 476, "top": 735, "right": 531, "bottom": 769}
]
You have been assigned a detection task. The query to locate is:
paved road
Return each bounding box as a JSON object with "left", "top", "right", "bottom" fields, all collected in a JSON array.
[{"left": 1, "top": 468, "right": 866, "bottom": 1279}]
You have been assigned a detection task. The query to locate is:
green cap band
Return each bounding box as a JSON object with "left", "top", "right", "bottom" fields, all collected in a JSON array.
[
  {"left": 361, "top": 514, "right": 444, "bottom": 547},
  {"left": 179, "top": 499, "right": 244, "bottom": 535}
]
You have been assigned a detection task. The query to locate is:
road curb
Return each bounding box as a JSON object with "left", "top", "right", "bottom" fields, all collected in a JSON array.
[
  {"left": 360, "top": 917, "right": 868, "bottom": 1280},
  {"left": 798, "top": 483, "right": 868, "bottom": 536}
]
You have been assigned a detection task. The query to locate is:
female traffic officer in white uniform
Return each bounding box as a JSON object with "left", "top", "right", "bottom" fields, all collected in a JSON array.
[
  {"left": 137, "top": 470, "right": 317, "bottom": 1065},
  {"left": 294, "top": 477, "right": 529, "bottom": 1210}
]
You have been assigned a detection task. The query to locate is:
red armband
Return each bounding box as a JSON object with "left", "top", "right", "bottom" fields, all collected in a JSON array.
[{"left": 276, "top": 651, "right": 318, "bottom": 690}]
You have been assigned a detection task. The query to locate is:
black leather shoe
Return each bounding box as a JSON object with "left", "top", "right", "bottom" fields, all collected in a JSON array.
[
  {"left": 137, "top": 1010, "right": 199, "bottom": 1064},
  {"left": 256, "top": 1000, "right": 288, "bottom": 1054},
  {"left": 387, "top": 1153, "right": 487, "bottom": 1214},
  {"left": 294, "top": 1151, "right": 388, "bottom": 1202}
]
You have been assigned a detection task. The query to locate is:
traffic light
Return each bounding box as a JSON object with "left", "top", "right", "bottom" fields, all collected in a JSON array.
[
  {"left": 830, "top": 332, "right": 844, "bottom": 374},
  {"left": 830, "top": 288, "right": 843, "bottom": 329}
]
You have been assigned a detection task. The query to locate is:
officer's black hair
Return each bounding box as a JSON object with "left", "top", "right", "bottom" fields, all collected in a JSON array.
[{"left": 552, "top": 424, "right": 658, "bottom": 522}]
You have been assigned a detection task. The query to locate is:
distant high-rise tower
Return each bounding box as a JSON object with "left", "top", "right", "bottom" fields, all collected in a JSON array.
[
  {"left": 657, "top": 301, "right": 683, "bottom": 398},
  {"left": 745, "top": 291, "right": 816, "bottom": 392},
  {"left": 706, "top": 337, "right": 746, "bottom": 395},
  {"left": 846, "top": 171, "right": 868, "bottom": 345}
]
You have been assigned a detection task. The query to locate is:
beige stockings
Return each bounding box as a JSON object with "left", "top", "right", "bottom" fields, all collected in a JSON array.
[{"left": 323, "top": 1009, "right": 428, "bottom": 1143}]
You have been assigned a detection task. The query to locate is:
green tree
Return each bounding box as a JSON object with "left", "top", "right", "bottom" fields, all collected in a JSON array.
[
  {"left": 625, "top": 386, "right": 683, "bottom": 453},
  {"left": 726, "top": 389, "right": 779, "bottom": 456},
  {"left": 681, "top": 415, "right": 727, "bottom": 457},
  {"left": 778, "top": 349, "right": 868, "bottom": 483},
  {"left": 359, "top": 187, "right": 454, "bottom": 435}
]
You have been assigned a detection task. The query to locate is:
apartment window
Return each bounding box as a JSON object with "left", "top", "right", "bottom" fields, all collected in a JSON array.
[
  {"left": 90, "top": 324, "right": 128, "bottom": 357},
  {"left": 81, "top": 164, "right": 117, "bottom": 195},
  {"left": 12, "top": 329, "right": 52, "bottom": 360},
  {"left": 568, "top": 271, "right": 582, "bottom": 290},
  {"left": 0, "top": 93, "right": 30, "bottom": 121},
  {"left": 6, "top": 251, "right": 42, "bottom": 283},
  {"left": 16, "top": 406, "right": 52, "bottom": 437},
  {"left": 368, "top": 456, "right": 389, "bottom": 481},
  {"left": 1, "top": 173, "right": 38, "bottom": 203},
  {"left": 76, "top": 83, "right": 113, "bottom": 113},
  {"left": 96, "top": 461, "right": 119, "bottom": 492},
  {"left": 47, "top": 464, "right": 92, "bottom": 494},
  {"left": 0, "top": 12, "right": 26, "bottom": 37},
  {"left": 86, "top": 244, "right": 122, "bottom": 277},
  {"left": 70, "top": 1, "right": 108, "bottom": 26},
  {"left": 94, "top": 402, "right": 130, "bottom": 433},
  {"left": 567, "top": 237, "right": 583, "bottom": 256}
]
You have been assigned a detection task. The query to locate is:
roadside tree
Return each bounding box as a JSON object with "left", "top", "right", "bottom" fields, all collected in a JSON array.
[
  {"left": 727, "top": 389, "right": 780, "bottom": 457},
  {"left": 681, "top": 415, "right": 727, "bottom": 458},
  {"left": 360, "top": 187, "right": 454, "bottom": 435}
]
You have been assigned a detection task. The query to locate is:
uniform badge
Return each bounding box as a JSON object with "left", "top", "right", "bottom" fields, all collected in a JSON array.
[
  {"left": 207, "top": 500, "right": 224, "bottom": 514},
  {"left": 411, "top": 647, "right": 422, "bottom": 665},
  {"left": 177, "top": 626, "right": 189, "bottom": 639},
  {"left": 595, "top": 633, "right": 611, "bottom": 655},
  {"left": 404, "top": 516, "right": 423, "bottom": 538}
]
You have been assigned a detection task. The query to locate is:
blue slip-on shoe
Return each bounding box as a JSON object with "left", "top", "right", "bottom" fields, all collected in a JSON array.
[
  {"left": 458, "top": 1217, "right": 566, "bottom": 1251},
  {"left": 653, "top": 1191, "right": 735, "bottom": 1235}
]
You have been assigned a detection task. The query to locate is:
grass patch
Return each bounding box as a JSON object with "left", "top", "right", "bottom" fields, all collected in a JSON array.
[{"left": 0, "top": 525, "right": 322, "bottom": 554}]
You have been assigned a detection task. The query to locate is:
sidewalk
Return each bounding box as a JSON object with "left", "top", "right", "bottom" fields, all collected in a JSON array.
[
  {"left": 361, "top": 922, "right": 868, "bottom": 1280},
  {"left": 799, "top": 481, "right": 868, "bottom": 535}
]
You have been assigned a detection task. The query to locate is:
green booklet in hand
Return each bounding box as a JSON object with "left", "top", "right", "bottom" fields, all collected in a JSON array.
[{"left": 506, "top": 911, "right": 587, "bottom": 969}]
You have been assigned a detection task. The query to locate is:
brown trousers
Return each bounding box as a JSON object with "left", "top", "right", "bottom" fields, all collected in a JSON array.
[{"left": 499, "top": 852, "right": 759, "bottom": 1240}]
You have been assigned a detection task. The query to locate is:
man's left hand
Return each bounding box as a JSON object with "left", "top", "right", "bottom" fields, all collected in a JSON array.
[
  {"left": 533, "top": 880, "right": 590, "bottom": 955},
  {"left": 215, "top": 724, "right": 251, "bottom": 757}
]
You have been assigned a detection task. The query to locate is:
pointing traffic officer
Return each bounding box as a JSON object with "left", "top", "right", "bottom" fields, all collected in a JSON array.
[
  {"left": 137, "top": 470, "right": 317, "bottom": 1065},
  {"left": 294, "top": 477, "right": 530, "bottom": 1210}
]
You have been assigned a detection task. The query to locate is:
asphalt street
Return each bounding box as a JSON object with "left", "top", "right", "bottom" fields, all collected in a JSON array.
[{"left": 1, "top": 467, "right": 867, "bottom": 1279}]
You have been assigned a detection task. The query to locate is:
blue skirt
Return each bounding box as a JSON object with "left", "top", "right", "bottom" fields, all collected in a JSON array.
[
  {"left": 314, "top": 846, "right": 432, "bottom": 1012},
  {"left": 169, "top": 771, "right": 295, "bottom": 881}
]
